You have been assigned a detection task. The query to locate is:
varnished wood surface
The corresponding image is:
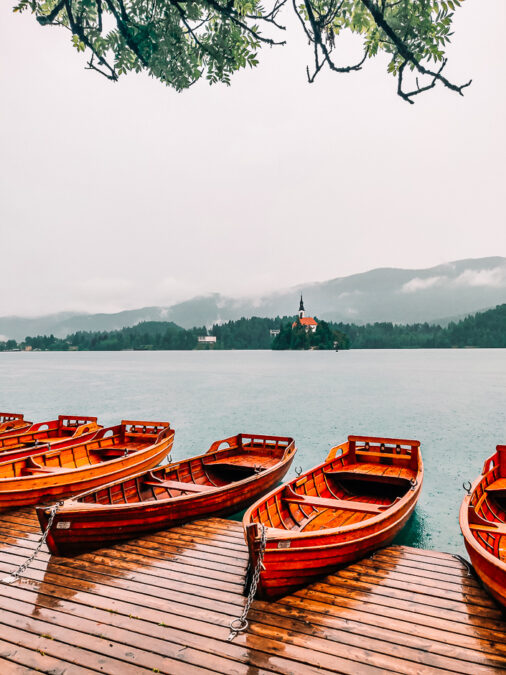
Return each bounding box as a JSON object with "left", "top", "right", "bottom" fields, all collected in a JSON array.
[
  {"left": 0, "top": 508, "right": 506, "bottom": 674},
  {"left": 460, "top": 445, "right": 506, "bottom": 608},
  {"left": 244, "top": 435, "right": 423, "bottom": 599}
]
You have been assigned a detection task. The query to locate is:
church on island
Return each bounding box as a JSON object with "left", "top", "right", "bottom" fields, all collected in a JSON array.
[{"left": 293, "top": 296, "right": 318, "bottom": 333}]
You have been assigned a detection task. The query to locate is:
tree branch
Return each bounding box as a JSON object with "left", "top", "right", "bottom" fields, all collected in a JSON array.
[
  {"left": 360, "top": 0, "right": 471, "bottom": 102},
  {"left": 36, "top": 0, "right": 66, "bottom": 25}
]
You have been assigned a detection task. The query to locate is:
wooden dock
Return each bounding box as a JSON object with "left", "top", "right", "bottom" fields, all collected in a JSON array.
[{"left": 0, "top": 508, "right": 506, "bottom": 674}]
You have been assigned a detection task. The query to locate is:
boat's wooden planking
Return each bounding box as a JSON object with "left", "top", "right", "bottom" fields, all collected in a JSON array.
[
  {"left": 38, "top": 433, "right": 296, "bottom": 556},
  {"left": 244, "top": 435, "right": 423, "bottom": 599},
  {"left": 0, "top": 415, "right": 100, "bottom": 453},
  {"left": 0, "top": 421, "right": 174, "bottom": 509},
  {"left": 460, "top": 444, "right": 506, "bottom": 608}
]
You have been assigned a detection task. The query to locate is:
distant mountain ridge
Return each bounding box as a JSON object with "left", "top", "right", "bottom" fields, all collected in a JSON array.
[{"left": 1, "top": 257, "right": 505, "bottom": 341}]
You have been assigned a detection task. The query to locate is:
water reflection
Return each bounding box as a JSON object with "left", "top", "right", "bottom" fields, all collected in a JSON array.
[{"left": 392, "top": 507, "right": 432, "bottom": 549}]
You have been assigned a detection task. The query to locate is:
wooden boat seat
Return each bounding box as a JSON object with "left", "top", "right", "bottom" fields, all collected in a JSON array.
[
  {"left": 284, "top": 487, "right": 387, "bottom": 514},
  {"left": 485, "top": 479, "right": 506, "bottom": 496},
  {"left": 467, "top": 505, "right": 506, "bottom": 535},
  {"left": 324, "top": 468, "right": 413, "bottom": 487},
  {"left": 470, "top": 523, "right": 506, "bottom": 535},
  {"left": 22, "top": 456, "right": 68, "bottom": 475},
  {"left": 330, "top": 463, "right": 415, "bottom": 482},
  {"left": 91, "top": 447, "right": 131, "bottom": 457},
  {"left": 144, "top": 479, "right": 214, "bottom": 493}
]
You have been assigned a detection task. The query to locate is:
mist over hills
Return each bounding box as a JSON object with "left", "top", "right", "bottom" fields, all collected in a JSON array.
[{"left": 1, "top": 257, "right": 505, "bottom": 341}]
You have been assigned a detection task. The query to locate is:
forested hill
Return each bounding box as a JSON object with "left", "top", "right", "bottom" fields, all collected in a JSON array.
[
  {"left": 330, "top": 303, "right": 506, "bottom": 349},
  {"left": 0, "top": 305, "right": 505, "bottom": 351}
]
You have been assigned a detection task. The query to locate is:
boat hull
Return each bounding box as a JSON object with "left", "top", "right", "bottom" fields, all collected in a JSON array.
[
  {"left": 244, "top": 434, "right": 423, "bottom": 599},
  {"left": 39, "top": 434, "right": 296, "bottom": 556},
  {"left": 463, "top": 538, "right": 506, "bottom": 607},
  {"left": 0, "top": 423, "right": 173, "bottom": 510},
  {"left": 252, "top": 495, "right": 418, "bottom": 599}
]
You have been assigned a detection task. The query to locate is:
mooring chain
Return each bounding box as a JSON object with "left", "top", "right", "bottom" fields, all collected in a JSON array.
[
  {"left": 227, "top": 524, "right": 267, "bottom": 641},
  {"left": 1, "top": 501, "right": 62, "bottom": 585}
]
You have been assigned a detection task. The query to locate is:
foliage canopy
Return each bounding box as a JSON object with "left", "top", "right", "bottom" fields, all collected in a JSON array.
[{"left": 15, "top": 0, "right": 470, "bottom": 102}]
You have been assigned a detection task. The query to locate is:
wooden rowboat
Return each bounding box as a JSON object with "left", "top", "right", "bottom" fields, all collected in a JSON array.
[
  {"left": 37, "top": 433, "right": 296, "bottom": 556},
  {"left": 460, "top": 445, "right": 506, "bottom": 607},
  {"left": 0, "top": 415, "right": 100, "bottom": 454},
  {"left": 0, "top": 424, "right": 106, "bottom": 464},
  {"left": 243, "top": 434, "right": 423, "bottom": 599},
  {"left": 0, "top": 413, "right": 31, "bottom": 436},
  {"left": 0, "top": 420, "right": 173, "bottom": 510}
]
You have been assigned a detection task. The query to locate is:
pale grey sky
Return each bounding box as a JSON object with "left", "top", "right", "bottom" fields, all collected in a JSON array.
[{"left": 1, "top": 2, "right": 505, "bottom": 316}]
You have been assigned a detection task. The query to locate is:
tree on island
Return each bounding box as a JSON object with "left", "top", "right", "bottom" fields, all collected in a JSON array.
[
  {"left": 15, "top": 0, "right": 470, "bottom": 103},
  {"left": 272, "top": 318, "right": 350, "bottom": 350}
]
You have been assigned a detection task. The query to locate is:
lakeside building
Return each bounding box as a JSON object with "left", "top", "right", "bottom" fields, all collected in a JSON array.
[
  {"left": 292, "top": 296, "right": 318, "bottom": 333},
  {"left": 198, "top": 336, "right": 217, "bottom": 343}
]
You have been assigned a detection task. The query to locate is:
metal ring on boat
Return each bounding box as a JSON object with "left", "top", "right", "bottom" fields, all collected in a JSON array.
[{"left": 295, "top": 466, "right": 302, "bottom": 477}]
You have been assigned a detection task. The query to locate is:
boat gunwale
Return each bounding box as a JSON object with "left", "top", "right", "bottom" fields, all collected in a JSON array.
[{"left": 38, "top": 433, "right": 297, "bottom": 515}]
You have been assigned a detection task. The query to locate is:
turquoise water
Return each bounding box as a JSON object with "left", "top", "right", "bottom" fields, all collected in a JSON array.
[{"left": 1, "top": 349, "right": 505, "bottom": 554}]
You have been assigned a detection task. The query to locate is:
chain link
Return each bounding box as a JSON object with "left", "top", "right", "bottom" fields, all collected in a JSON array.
[
  {"left": 1, "top": 501, "right": 62, "bottom": 585},
  {"left": 228, "top": 524, "right": 267, "bottom": 641}
]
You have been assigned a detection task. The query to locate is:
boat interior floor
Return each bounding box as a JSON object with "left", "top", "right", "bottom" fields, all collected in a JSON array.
[
  {"left": 299, "top": 507, "right": 379, "bottom": 532},
  {"left": 288, "top": 462, "right": 416, "bottom": 533},
  {"left": 204, "top": 453, "right": 278, "bottom": 469},
  {"left": 202, "top": 453, "right": 279, "bottom": 480},
  {"left": 338, "top": 462, "right": 416, "bottom": 481}
]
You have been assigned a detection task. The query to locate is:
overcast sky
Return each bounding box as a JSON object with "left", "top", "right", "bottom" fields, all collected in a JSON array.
[{"left": 1, "top": 1, "right": 505, "bottom": 316}]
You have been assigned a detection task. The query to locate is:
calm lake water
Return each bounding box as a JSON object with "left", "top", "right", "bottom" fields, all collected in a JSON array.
[{"left": 1, "top": 349, "right": 505, "bottom": 555}]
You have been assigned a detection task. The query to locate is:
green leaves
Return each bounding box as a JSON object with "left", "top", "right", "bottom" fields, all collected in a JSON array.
[{"left": 17, "top": 0, "right": 469, "bottom": 101}]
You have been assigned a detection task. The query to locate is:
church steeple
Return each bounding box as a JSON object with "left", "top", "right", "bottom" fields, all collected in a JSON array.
[{"left": 298, "top": 294, "right": 305, "bottom": 319}]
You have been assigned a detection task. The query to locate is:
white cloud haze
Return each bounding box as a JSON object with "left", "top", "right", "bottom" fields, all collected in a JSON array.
[{"left": 0, "top": 2, "right": 505, "bottom": 316}]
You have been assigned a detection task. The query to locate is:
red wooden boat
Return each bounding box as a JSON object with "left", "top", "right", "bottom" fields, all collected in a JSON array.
[
  {"left": 0, "top": 413, "right": 31, "bottom": 436},
  {"left": 460, "top": 444, "right": 506, "bottom": 607},
  {"left": 37, "top": 433, "right": 296, "bottom": 556},
  {"left": 0, "top": 424, "right": 106, "bottom": 464},
  {"left": 0, "top": 415, "right": 100, "bottom": 454},
  {"left": 0, "top": 420, "right": 173, "bottom": 510},
  {"left": 243, "top": 434, "right": 423, "bottom": 599}
]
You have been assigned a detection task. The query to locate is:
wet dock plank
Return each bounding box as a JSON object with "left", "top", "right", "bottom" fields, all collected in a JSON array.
[{"left": 0, "top": 508, "right": 505, "bottom": 674}]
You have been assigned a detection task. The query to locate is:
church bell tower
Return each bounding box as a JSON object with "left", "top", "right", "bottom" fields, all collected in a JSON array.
[{"left": 298, "top": 295, "right": 305, "bottom": 319}]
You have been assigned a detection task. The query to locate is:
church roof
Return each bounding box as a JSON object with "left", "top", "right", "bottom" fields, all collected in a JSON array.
[{"left": 293, "top": 317, "right": 318, "bottom": 327}]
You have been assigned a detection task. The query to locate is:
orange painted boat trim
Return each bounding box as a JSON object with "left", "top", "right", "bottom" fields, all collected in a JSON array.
[
  {"left": 460, "top": 444, "right": 506, "bottom": 608},
  {"left": 0, "top": 413, "right": 31, "bottom": 436},
  {"left": 38, "top": 433, "right": 296, "bottom": 556},
  {"left": 0, "top": 420, "right": 174, "bottom": 510},
  {"left": 0, "top": 415, "right": 100, "bottom": 456},
  {"left": 243, "top": 434, "right": 423, "bottom": 599}
]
